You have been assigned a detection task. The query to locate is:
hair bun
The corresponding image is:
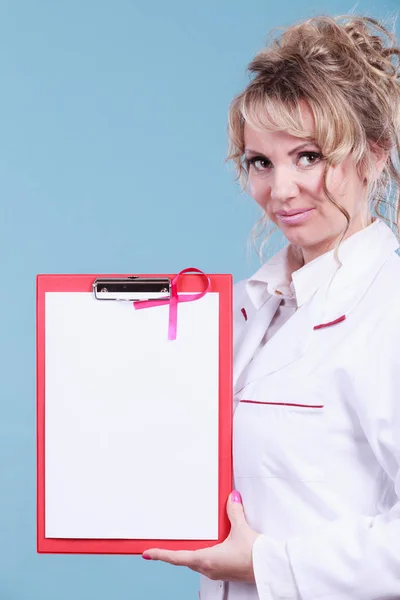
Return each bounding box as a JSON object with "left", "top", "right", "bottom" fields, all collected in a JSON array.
[{"left": 342, "top": 16, "right": 399, "bottom": 81}]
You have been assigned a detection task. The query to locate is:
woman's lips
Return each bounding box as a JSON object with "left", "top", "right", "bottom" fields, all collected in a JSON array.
[{"left": 276, "top": 208, "right": 315, "bottom": 225}]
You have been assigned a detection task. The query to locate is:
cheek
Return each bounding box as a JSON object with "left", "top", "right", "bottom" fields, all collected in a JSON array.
[
  {"left": 309, "top": 166, "right": 345, "bottom": 214},
  {"left": 306, "top": 167, "right": 325, "bottom": 197},
  {"left": 325, "top": 167, "right": 360, "bottom": 215},
  {"left": 326, "top": 162, "right": 362, "bottom": 199},
  {"left": 247, "top": 175, "right": 270, "bottom": 208},
  {"left": 326, "top": 165, "right": 345, "bottom": 195}
]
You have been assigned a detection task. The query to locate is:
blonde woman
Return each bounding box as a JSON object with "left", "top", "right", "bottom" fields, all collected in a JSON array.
[{"left": 143, "top": 15, "right": 400, "bottom": 600}]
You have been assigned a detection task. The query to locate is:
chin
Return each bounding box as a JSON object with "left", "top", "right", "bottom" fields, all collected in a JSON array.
[{"left": 282, "top": 228, "right": 316, "bottom": 248}]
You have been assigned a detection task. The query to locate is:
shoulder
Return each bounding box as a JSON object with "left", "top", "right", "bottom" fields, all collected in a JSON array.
[
  {"left": 233, "top": 279, "right": 249, "bottom": 308},
  {"left": 232, "top": 278, "right": 267, "bottom": 344},
  {"left": 366, "top": 252, "right": 400, "bottom": 322},
  {"left": 355, "top": 254, "right": 400, "bottom": 361},
  {"left": 377, "top": 251, "right": 400, "bottom": 288},
  {"left": 233, "top": 279, "right": 251, "bottom": 335},
  {"left": 341, "top": 255, "right": 400, "bottom": 427},
  {"left": 233, "top": 277, "right": 270, "bottom": 322}
]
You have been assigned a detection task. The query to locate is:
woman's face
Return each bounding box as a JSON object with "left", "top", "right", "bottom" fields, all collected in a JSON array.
[{"left": 244, "top": 108, "right": 371, "bottom": 263}]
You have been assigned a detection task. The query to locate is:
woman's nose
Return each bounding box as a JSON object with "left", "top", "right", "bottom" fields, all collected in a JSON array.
[{"left": 269, "top": 167, "right": 300, "bottom": 203}]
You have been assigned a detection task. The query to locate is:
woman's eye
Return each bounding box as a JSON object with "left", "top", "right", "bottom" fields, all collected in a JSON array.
[
  {"left": 298, "top": 152, "right": 321, "bottom": 167},
  {"left": 247, "top": 157, "right": 271, "bottom": 171}
]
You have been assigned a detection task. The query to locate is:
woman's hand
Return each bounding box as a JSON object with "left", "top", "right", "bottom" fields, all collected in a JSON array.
[{"left": 142, "top": 491, "right": 260, "bottom": 583}]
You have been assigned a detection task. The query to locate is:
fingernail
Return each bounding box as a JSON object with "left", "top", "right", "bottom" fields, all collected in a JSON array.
[
  {"left": 231, "top": 490, "right": 242, "bottom": 503},
  {"left": 142, "top": 553, "right": 151, "bottom": 560}
]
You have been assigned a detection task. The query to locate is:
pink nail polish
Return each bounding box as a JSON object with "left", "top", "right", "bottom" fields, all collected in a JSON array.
[
  {"left": 231, "top": 490, "right": 242, "bottom": 503},
  {"left": 142, "top": 553, "right": 151, "bottom": 560}
]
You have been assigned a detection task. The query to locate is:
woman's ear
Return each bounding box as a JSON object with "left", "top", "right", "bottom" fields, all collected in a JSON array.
[{"left": 369, "top": 142, "right": 389, "bottom": 180}]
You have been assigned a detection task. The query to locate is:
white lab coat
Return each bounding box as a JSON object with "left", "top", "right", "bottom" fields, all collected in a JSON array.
[{"left": 200, "top": 220, "right": 400, "bottom": 600}]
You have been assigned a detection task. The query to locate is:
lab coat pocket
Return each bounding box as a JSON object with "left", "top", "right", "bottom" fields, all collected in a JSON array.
[{"left": 234, "top": 378, "right": 327, "bottom": 482}]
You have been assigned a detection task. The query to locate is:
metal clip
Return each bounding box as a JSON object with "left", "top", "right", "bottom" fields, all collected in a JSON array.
[{"left": 93, "top": 277, "right": 171, "bottom": 302}]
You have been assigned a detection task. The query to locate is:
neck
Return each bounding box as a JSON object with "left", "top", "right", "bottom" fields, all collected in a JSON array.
[{"left": 301, "top": 215, "right": 374, "bottom": 265}]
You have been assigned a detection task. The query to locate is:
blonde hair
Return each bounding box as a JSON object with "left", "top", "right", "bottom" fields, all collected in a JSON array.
[{"left": 228, "top": 15, "right": 400, "bottom": 257}]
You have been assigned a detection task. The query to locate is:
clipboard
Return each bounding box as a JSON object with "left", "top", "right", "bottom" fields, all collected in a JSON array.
[{"left": 36, "top": 270, "right": 232, "bottom": 554}]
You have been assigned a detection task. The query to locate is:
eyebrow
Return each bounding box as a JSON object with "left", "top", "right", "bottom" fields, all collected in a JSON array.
[{"left": 244, "top": 142, "right": 318, "bottom": 157}]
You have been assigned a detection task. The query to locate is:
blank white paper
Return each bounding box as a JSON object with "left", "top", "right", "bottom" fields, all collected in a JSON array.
[{"left": 45, "top": 292, "right": 219, "bottom": 540}]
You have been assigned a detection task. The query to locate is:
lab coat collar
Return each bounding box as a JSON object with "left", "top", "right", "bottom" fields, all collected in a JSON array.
[
  {"left": 246, "top": 245, "right": 298, "bottom": 310},
  {"left": 246, "top": 219, "right": 398, "bottom": 311},
  {"left": 319, "top": 219, "right": 399, "bottom": 324},
  {"left": 235, "top": 220, "right": 399, "bottom": 390}
]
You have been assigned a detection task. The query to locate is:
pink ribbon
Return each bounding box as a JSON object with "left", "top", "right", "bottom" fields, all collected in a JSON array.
[{"left": 133, "top": 267, "right": 210, "bottom": 340}]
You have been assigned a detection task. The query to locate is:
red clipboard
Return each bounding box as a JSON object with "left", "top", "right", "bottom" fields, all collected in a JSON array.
[{"left": 37, "top": 271, "right": 232, "bottom": 554}]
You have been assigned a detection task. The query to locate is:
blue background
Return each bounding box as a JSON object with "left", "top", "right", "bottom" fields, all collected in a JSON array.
[{"left": 0, "top": 1, "right": 398, "bottom": 598}]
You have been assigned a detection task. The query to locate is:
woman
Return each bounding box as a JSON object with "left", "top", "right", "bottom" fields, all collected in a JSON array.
[{"left": 143, "top": 14, "right": 400, "bottom": 599}]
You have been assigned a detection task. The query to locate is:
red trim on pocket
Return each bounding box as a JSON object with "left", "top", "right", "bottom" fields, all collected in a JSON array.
[
  {"left": 240, "top": 400, "right": 324, "bottom": 409},
  {"left": 313, "top": 315, "right": 346, "bottom": 330}
]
